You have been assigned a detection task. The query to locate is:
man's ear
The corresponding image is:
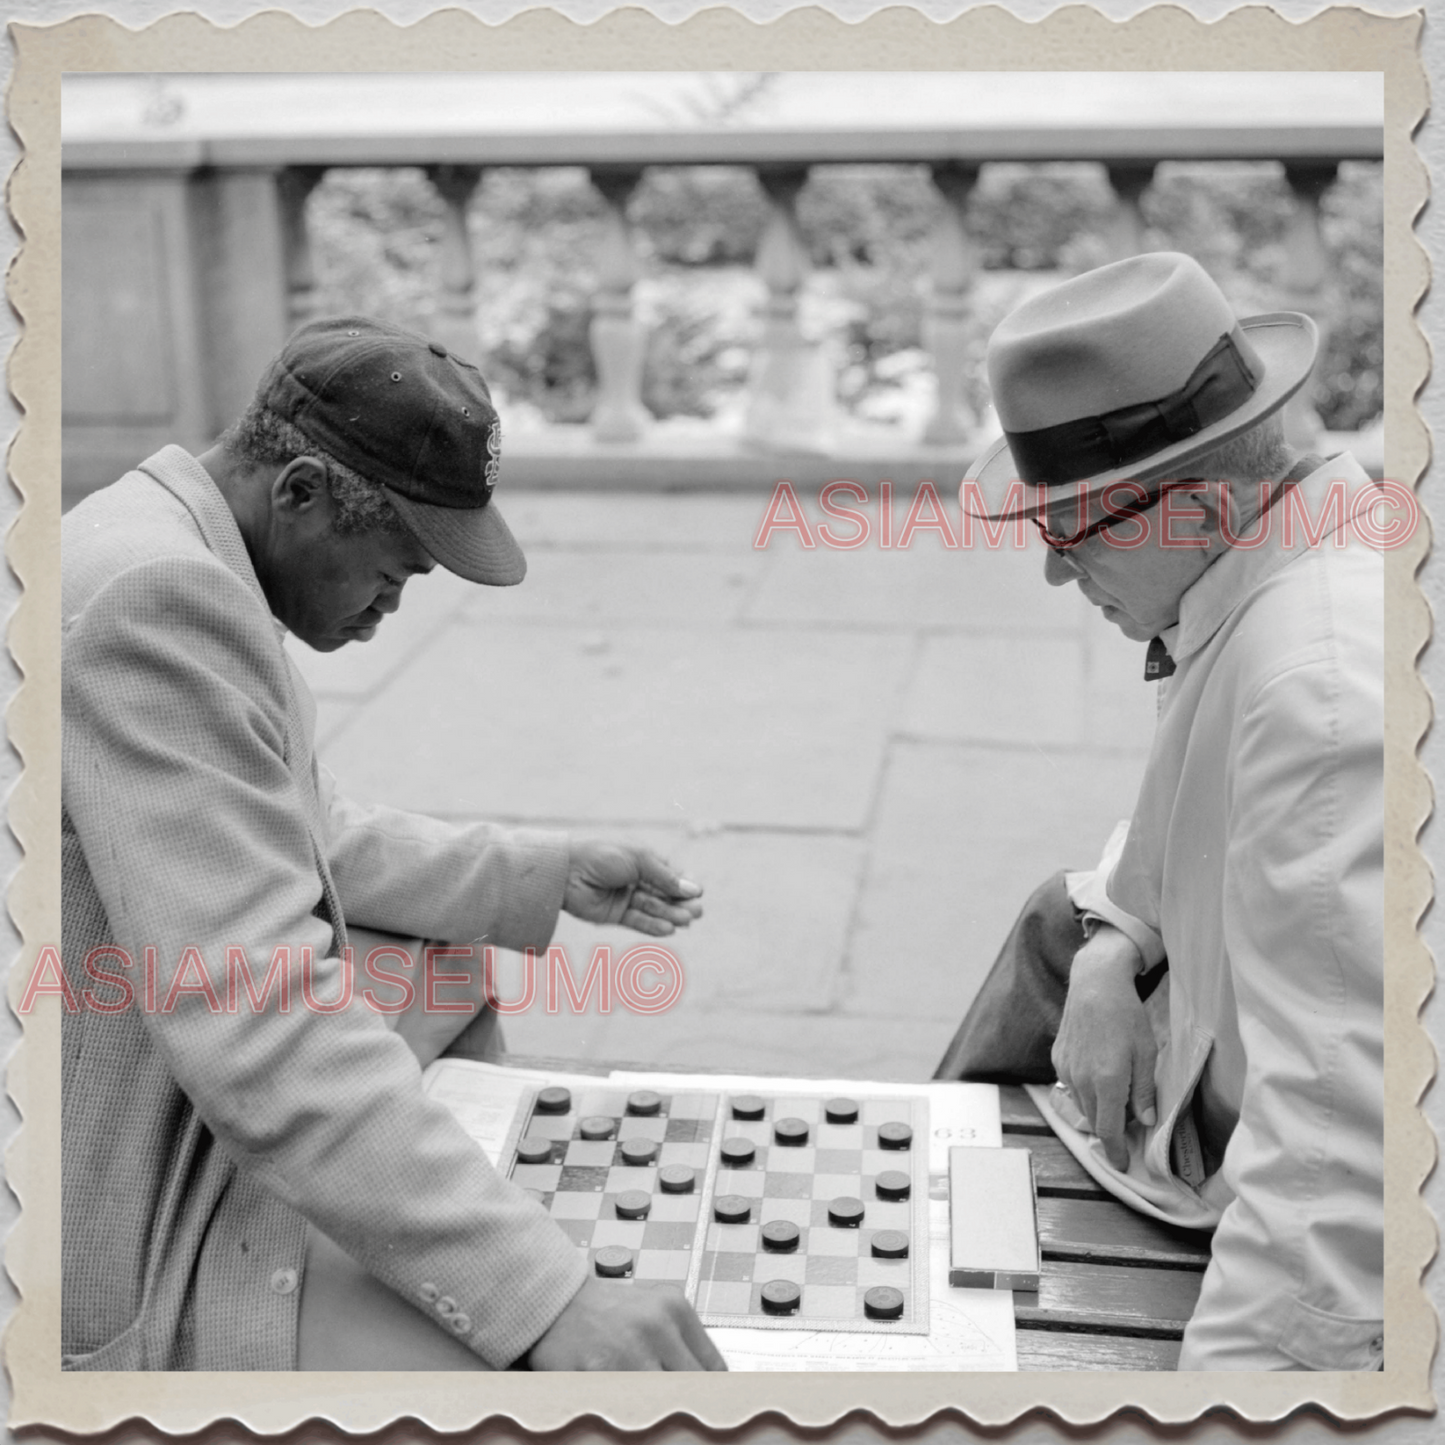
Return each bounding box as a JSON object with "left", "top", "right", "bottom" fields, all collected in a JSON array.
[{"left": 270, "top": 456, "right": 330, "bottom": 519}]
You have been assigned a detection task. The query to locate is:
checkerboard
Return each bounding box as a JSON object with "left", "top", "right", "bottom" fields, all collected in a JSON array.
[{"left": 503, "top": 1084, "right": 930, "bottom": 1333}]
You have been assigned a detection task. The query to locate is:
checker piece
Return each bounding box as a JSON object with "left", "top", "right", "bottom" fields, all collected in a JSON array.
[
  {"left": 731, "top": 1094, "right": 766, "bottom": 1120},
  {"left": 864, "top": 1285, "right": 905, "bottom": 1320},
  {"left": 619, "top": 1137, "right": 659, "bottom": 1167},
  {"left": 871, "top": 1229, "right": 909, "bottom": 1259},
  {"left": 658, "top": 1164, "right": 696, "bottom": 1194},
  {"left": 875, "top": 1169, "right": 911, "bottom": 1201},
  {"left": 760, "top": 1280, "right": 802, "bottom": 1315},
  {"left": 828, "top": 1195, "right": 865, "bottom": 1228},
  {"left": 535, "top": 1086, "right": 571, "bottom": 1114},
  {"left": 515, "top": 1136, "right": 553, "bottom": 1166},
  {"left": 878, "top": 1121, "right": 913, "bottom": 1150},
  {"left": 714, "top": 1194, "right": 751, "bottom": 1224},
  {"left": 626, "top": 1089, "right": 663, "bottom": 1116},
  {"left": 824, "top": 1097, "right": 859, "bottom": 1125},
  {"left": 760, "top": 1220, "right": 801, "bottom": 1253},
  {"left": 719, "top": 1137, "right": 756, "bottom": 1168},
  {"left": 594, "top": 1245, "right": 635, "bottom": 1278},
  {"left": 774, "top": 1117, "right": 809, "bottom": 1147},
  {"left": 614, "top": 1189, "right": 652, "bottom": 1220},
  {"left": 579, "top": 1116, "right": 616, "bottom": 1140}
]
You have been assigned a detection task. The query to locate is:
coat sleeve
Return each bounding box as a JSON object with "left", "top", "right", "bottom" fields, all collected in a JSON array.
[
  {"left": 62, "top": 557, "right": 586, "bottom": 1368},
  {"left": 316, "top": 766, "right": 569, "bottom": 949},
  {"left": 1178, "top": 645, "right": 1384, "bottom": 1371}
]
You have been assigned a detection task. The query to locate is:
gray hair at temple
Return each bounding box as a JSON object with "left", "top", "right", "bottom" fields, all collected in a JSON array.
[{"left": 219, "top": 400, "right": 409, "bottom": 536}]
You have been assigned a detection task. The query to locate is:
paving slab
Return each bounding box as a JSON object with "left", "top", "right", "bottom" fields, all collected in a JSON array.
[
  {"left": 900, "top": 629, "right": 1159, "bottom": 755},
  {"left": 498, "top": 492, "right": 771, "bottom": 552},
  {"left": 840, "top": 740, "right": 1153, "bottom": 1024},
  {"left": 743, "top": 535, "right": 1084, "bottom": 632},
  {"left": 320, "top": 623, "right": 912, "bottom": 830},
  {"left": 456, "top": 547, "right": 763, "bottom": 627},
  {"left": 533, "top": 827, "right": 864, "bottom": 1016},
  {"left": 539, "top": 1003, "right": 958, "bottom": 1081}
]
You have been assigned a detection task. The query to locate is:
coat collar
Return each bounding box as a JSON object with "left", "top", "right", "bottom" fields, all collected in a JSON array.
[
  {"left": 1163, "top": 452, "right": 1377, "bottom": 667},
  {"left": 137, "top": 445, "right": 272, "bottom": 618}
]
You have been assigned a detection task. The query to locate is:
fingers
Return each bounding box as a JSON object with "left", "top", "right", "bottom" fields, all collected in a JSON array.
[
  {"left": 1094, "top": 1077, "right": 1130, "bottom": 1170},
  {"left": 632, "top": 849, "right": 703, "bottom": 902},
  {"left": 1130, "top": 1036, "right": 1159, "bottom": 1129}
]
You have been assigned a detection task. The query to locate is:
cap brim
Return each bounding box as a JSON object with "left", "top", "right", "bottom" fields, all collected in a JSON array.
[
  {"left": 966, "top": 311, "right": 1320, "bottom": 523},
  {"left": 384, "top": 489, "right": 527, "bottom": 585}
]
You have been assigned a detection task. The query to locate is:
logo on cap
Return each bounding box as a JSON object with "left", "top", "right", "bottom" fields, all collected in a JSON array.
[{"left": 484, "top": 419, "right": 502, "bottom": 499}]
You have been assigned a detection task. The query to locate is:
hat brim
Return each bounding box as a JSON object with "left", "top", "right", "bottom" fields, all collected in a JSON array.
[
  {"left": 966, "top": 311, "right": 1320, "bottom": 523},
  {"left": 384, "top": 489, "right": 527, "bottom": 586}
]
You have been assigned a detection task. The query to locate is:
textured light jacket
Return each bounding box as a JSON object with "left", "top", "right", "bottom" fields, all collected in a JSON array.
[
  {"left": 60, "top": 446, "right": 587, "bottom": 1370},
  {"left": 1036, "top": 454, "right": 1384, "bottom": 1370}
]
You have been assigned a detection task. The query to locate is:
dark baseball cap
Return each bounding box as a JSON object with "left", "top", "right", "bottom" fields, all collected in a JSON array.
[{"left": 258, "top": 315, "right": 526, "bottom": 585}]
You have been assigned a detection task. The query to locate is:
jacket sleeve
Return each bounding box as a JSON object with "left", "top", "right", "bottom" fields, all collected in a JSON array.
[
  {"left": 61, "top": 557, "right": 586, "bottom": 1367},
  {"left": 1067, "top": 819, "right": 1166, "bottom": 969},
  {"left": 316, "top": 766, "right": 569, "bottom": 949},
  {"left": 1178, "top": 646, "right": 1384, "bottom": 1371}
]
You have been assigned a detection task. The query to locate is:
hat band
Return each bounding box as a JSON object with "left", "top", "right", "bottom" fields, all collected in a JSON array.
[{"left": 1004, "top": 326, "right": 1264, "bottom": 488}]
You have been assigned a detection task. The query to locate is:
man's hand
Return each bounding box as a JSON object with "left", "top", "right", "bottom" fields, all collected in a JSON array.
[
  {"left": 1051, "top": 924, "right": 1158, "bottom": 1170},
  {"left": 526, "top": 1277, "right": 728, "bottom": 1370},
  {"left": 564, "top": 841, "right": 703, "bottom": 936}
]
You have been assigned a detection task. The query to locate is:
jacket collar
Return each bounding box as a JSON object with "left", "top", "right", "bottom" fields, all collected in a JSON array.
[
  {"left": 138, "top": 445, "right": 272, "bottom": 618},
  {"left": 1163, "top": 452, "right": 1376, "bottom": 667}
]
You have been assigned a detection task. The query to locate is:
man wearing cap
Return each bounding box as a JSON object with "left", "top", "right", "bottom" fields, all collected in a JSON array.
[
  {"left": 60, "top": 318, "right": 724, "bottom": 1371},
  {"left": 936, "top": 253, "right": 1384, "bottom": 1370}
]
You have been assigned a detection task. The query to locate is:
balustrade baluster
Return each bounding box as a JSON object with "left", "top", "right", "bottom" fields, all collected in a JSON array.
[
  {"left": 276, "top": 165, "right": 326, "bottom": 329},
  {"left": 1104, "top": 162, "right": 1155, "bottom": 260},
  {"left": 923, "top": 163, "right": 981, "bottom": 446},
  {"left": 427, "top": 164, "right": 485, "bottom": 365},
  {"left": 587, "top": 167, "right": 649, "bottom": 443},
  {"left": 1278, "top": 161, "right": 1340, "bottom": 449},
  {"left": 745, "top": 166, "right": 835, "bottom": 453}
]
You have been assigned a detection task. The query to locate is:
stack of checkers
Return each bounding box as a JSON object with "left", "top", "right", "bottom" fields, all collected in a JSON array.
[
  {"left": 696, "top": 1092, "right": 922, "bottom": 1326},
  {"left": 507, "top": 1085, "right": 718, "bottom": 1294}
]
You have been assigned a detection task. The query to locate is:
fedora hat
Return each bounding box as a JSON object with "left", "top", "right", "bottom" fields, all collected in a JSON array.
[{"left": 966, "top": 252, "right": 1319, "bottom": 522}]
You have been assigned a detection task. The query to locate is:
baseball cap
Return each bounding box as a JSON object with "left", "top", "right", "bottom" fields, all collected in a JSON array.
[{"left": 258, "top": 315, "right": 526, "bottom": 585}]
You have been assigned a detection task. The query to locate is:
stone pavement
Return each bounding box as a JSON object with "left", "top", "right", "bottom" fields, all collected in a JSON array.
[{"left": 287, "top": 489, "right": 1158, "bottom": 1081}]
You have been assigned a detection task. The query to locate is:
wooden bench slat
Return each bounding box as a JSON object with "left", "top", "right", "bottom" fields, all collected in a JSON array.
[
  {"left": 1014, "top": 1259, "right": 1201, "bottom": 1337},
  {"left": 1016, "top": 1328, "right": 1181, "bottom": 1372},
  {"left": 1038, "top": 1197, "right": 1213, "bottom": 1269},
  {"left": 1019, "top": 1135, "right": 1110, "bottom": 1198},
  {"left": 999, "top": 1084, "right": 1052, "bottom": 1133}
]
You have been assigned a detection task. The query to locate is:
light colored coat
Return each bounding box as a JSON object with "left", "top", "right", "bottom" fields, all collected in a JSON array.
[
  {"left": 1036, "top": 455, "right": 1384, "bottom": 1370},
  {"left": 61, "top": 446, "right": 587, "bottom": 1370}
]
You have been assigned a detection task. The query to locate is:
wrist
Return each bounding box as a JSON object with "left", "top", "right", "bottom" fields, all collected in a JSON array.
[{"left": 1074, "top": 923, "right": 1146, "bottom": 979}]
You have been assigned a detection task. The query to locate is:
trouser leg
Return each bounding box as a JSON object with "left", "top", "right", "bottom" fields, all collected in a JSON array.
[{"left": 933, "top": 870, "right": 1084, "bottom": 1083}]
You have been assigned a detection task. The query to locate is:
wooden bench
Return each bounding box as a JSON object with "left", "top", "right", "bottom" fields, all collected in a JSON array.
[{"left": 1000, "top": 1084, "right": 1211, "bottom": 1370}]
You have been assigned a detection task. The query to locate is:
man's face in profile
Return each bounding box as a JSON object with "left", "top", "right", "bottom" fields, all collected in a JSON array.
[
  {"left": 260, "top": 479, "right": 437, "bottom": 653},
  {"left": 1037, "top": 482, "right": 1219, "bottom": 643}
]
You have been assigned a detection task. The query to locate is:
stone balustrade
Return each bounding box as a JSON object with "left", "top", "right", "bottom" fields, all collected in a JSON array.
[{"left": 59, "top": 74, "right": 1384, "bottom": 504}]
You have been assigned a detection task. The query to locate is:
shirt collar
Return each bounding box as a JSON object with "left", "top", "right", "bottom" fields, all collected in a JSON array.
[{"left": 1165, "top": 452, "right": 1376, "bottom": 666}]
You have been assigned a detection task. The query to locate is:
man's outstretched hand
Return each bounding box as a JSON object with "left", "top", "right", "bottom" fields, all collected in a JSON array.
[
  {"left": 564, "top": 841, "right": 704, "bottom": 936},
  {"left": 1051, "top": 923, "right": 1158, "bottom": 1171},
  {"left": 526, "top": 1276, "right": 728, "bottom": 1371}
]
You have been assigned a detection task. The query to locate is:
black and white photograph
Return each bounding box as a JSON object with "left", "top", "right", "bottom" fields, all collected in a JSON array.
[{"left": 7, "top": 4, "right": 1432, "bottom": 1434}]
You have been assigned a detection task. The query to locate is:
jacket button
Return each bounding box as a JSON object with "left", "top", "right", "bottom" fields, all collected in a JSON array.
[
  {"left": 269, "top": 1267, "right": 298, "bottom": 1295},
  {"left": 449, "top": 1312, "right": 471, "bottom": 1334},
  {"left": 1370, "top": 1335, "right": 1384, "bottom": 1353},
  {"left": 436, "top": 1295, "right": 457, "bottom": 1316},
  {"left": 418, "top": 1282, "right": 439, "bottom": 1303}
]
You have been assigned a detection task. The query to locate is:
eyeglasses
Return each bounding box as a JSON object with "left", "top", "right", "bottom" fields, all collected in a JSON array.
[{"left": 1032, "top": 482, "right": 1202, "bottom": 552}]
